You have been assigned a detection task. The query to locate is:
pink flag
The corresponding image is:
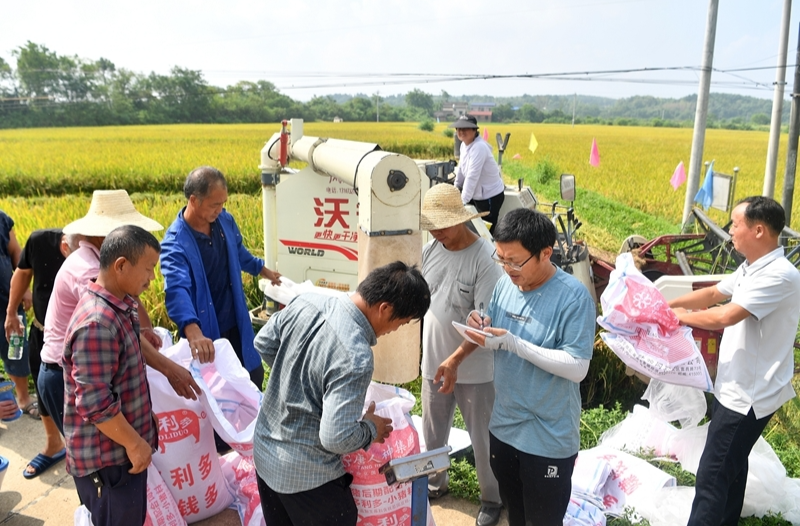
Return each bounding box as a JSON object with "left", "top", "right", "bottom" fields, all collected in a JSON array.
[
  {"left": 483, "top": 127, "right": 489, "bottom": 141},
  {"left": 589, "top": 138, "right": 600, "bottom": 167},
  {"left": 670, "top": 161, "right": 687, "bottom": 190},
  {"left": 512, "top": 153, "right": 522, "bottom": 160}
]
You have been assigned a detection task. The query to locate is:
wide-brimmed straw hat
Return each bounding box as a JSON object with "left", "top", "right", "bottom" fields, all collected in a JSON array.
[
  {"left": 62, "top": 190, "right": 163, "bottom": 237},
  {"left": 449, "top": 115, "right": 479, "bottom": 129},
  {"left": 420, "top": 184, "right": 489, "bottom": 231}
]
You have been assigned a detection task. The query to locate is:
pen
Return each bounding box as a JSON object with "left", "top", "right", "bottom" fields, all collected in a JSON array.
[{"left": 479, "top": 302, "right": 485, "bottom": 329}]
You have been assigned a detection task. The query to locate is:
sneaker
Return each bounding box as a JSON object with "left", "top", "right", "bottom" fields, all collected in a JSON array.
[
  {"left": 428, "top": 487, "right": 449, "bottom": 500},
  {"left": 475, "top": 505, "right": 502, "bottom": 526}
]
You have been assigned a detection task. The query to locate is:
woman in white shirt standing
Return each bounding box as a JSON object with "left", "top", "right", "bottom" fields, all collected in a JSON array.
[{"left": 451, "top": 115, "right": 506, "bottom": 234}]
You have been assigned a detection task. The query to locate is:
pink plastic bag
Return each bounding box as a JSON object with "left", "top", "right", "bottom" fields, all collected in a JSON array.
[
  {"left": 219, "top": 452, "right": 265, "bottom": 526},
  {"left": 597, "top": 254, "right": 712, "bottom": 391},
  {"left": 144, "top": 464, "right": 187, "bottom": 526},
  {"left": 342, "top": 382, "right": 435, "bottom": 526}
]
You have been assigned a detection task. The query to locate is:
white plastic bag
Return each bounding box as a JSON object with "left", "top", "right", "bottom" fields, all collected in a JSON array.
[
  {"left": 342, "top": 382, "right": 435, "bottom": 526},
  {"left": 597, "top": 253, "right": 713, "bottom": 391},
  {"left": 642, "top": 379, "right": 707, "bottom": 429},
  {"left": 598, "top": 405, "right": 678, "bottom": 459},
  {"left": 741, "top": 436, "right": 788, "bottom": 518},
  {"left": 190, "top": 338, "right": 262, "bottom": 456},
  {"left": 74, "top": 505, "right": 92, "bottom": 526}
]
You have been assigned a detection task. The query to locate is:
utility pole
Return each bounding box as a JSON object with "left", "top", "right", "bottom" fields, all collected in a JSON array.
[
  {"left": 763, "top": 0, "right": 792, "bottom": 198},
  {"left": 683, "top": 0, "right": 719, "bottom": 227},
  {"left": 571, "top": 93, "right": 576, "bottom": 127},
  {"left": 782, "top": 23, "right": 800, "bottom": 227}
]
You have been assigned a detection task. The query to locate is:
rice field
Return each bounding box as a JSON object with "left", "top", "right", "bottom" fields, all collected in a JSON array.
[{"left": 0, "top": 120, "right": 794, "bottom": 328}]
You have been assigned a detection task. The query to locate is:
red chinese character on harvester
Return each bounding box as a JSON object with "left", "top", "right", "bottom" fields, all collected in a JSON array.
[{"left": 313, "top": 198, "right": 350, "bottom": 229}]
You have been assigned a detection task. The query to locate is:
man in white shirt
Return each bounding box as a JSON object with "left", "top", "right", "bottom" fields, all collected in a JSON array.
[{"left": 669, "top": 196, "right": 800, "bottom": 526}]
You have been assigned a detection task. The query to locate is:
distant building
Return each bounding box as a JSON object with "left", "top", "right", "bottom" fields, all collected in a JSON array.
[
  {"left": 470, "top": 102, "right": 496, "bottom": 112},
  {"left": 468, "top": 110, "right": 492, "bottom": 123},
  {"left": 333, "top": 116, "right": 343, "bottom": 123},
  {"left": 434, "top": 101, "right": 469, "bottom": 121}
]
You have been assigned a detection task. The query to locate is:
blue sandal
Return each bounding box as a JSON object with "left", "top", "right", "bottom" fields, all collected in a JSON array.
[{"left": 23, "top": 448, "right": 66, "bottom": 479}]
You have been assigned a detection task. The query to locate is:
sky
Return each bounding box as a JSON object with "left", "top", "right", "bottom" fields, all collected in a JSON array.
[{"left": 1, "top": 0, "right": 798, "bottom": 102}]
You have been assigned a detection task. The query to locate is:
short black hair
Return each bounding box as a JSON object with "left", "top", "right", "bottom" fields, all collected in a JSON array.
[
  {"left": 100, "top": 225, "right": 161, "bottom": 270},
  {"left": 493, "top": 208, "right": 556, "bottom": 258},
  {"left": 357, "top": 261, "right": 430, "bottom": 321},
  {"left": 738, "top": 196, "right": 785, "bottom": 236},
  {"left": 184, "top": 166, "right": 228, "bottom": 200}
]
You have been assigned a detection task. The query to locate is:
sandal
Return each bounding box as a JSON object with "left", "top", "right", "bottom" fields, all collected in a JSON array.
[
  {"left": 23, "top": 448, "right": 66, "bottom": 479},
  {"left": 22, "top": 401, "right": 40, "bottom": 420}
]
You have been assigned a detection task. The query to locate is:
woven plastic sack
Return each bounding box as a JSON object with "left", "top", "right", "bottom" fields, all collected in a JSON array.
[
  {"left": 148, "top": 339, "right": 234, "bottom": 523},
  {"left": 145, "top": 464, "right": 187, "bottom": 526},
  {"left": 219, "top": 452, "right": 264, "bottom": 526},
  {"left": 342, "top": 382, "right": 435, "bottom": 526},
  {"left": 597, "top": 253, "right": 712, "bottom": 391}
]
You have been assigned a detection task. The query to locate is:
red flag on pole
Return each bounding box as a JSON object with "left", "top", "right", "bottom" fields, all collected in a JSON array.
[
  {"left": 589, "top": 138, "right": 600, "bottom": 167},
  {"left": 483, "top": 127, "right": 489, "bottom": 141}
]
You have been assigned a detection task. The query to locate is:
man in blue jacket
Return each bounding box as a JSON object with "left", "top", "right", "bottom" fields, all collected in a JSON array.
[{"left": 161, "top": 166, "right": 281, "bottom": 389}]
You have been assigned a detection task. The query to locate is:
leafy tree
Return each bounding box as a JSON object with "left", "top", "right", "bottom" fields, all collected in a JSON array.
[
  {"left": 519, "top": 103, "right": 544, "bottom": 123},
  {"left": 405, "top": 88, "right": 434, "bottom": 116},
  {"left": 492, "top": 103, "right": 515, "bottom": 122},
  {"left": 751, "top": 113, "right": 770, "bottom": 125}
]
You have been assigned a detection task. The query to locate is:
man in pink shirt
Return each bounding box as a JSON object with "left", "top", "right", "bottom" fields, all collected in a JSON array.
[{"left": 39, "top": 190, "right": 202, "bottom": 439}]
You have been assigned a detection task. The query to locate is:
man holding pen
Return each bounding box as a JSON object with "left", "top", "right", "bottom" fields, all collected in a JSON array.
[
  {"left": 419, "top": 184, "right": 503, "bottom": 526},
  {"left": 443, "top": 208, "right": 595, "bottom": 526}
]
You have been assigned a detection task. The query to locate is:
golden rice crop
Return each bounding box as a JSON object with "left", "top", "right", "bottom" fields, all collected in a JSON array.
[{"left": 0, "top": 193, "right": 265, "bottom": 330}]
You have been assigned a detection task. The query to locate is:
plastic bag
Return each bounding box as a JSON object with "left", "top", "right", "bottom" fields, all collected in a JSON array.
[
  {"left": 632, "top": 486, "right": 695, "bottom": 526},
  {"left": 342, "top": 382, "right": 435, "bottom": 526},
  {"left": 741, "top": 437, "right": 787, "bottom": 518},
  {"left": 597, "top": 253, "right": 713, "bottom": 391},
  {"left": 190, "top": 338, "right": 263, "bottom": 456},
  {"left": 74, "top": 506, "right": 92, "bottom": 526},
  {"left": 219, "top": 452, "right": 265, "bottom": 526},
  {"left": 642, "top": 379, "right": 707, "bottom": 429}
]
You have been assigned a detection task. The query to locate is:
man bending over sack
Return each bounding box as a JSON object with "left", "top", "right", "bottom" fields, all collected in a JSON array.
[
  {"left": 669, "top": 196, "right": 800, "bottom": 526},
  {"left": 253, "top": 261, "right": 430, "bottom": 526},
  {"left": 62, "top": 225, "right": 162, "bottom": 526}
]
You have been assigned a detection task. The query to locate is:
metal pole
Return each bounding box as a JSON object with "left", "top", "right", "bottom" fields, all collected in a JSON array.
[
  {"left": 782, "top": 23, "right": 800, "bottom": 226},
  {"left": 763, "top": 0, "right": 792, "bottom": 198},
  {"left": 683, "top": 0, "right": 719, "bottom": 227}
]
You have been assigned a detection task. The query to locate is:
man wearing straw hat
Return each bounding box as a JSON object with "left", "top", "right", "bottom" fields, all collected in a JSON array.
[
  {"left": 38, "top": 190, "right": 201, "bottom": 443},
  {"left": 419, "top": 183, "right": 504, "bottom": 526}
]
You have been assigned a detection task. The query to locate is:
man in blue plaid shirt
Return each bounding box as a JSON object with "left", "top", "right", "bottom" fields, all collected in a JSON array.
[{"left": 253, "top": 261, "right": 430, "bottom": 526}]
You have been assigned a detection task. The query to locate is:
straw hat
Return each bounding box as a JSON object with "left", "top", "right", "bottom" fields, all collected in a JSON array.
[
  {"left": 62, "top": 190, "right": 163, "bottom": 237},
  {"left": 420, "top": 184, "right": 488, "bottom": 231}
]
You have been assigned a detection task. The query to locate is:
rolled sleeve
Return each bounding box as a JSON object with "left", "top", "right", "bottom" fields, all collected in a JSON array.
[
  {"left": 318, "top": 366, "right": 374, "bottom": 454},
  {"left": 68, "top": 323, "right": 121, "bottom": 424},
  {"left": 254, "top": 311, "right": 282, "bottom": 368}
]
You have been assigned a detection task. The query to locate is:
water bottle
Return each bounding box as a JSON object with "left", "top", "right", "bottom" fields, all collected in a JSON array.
[{"left": 8, "top": 315, "right": 24, "bottom": 361}]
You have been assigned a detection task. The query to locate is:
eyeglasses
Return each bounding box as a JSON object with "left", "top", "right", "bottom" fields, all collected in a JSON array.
[{"left": 491, "top": 250, "right": 534, "bottom": 271}]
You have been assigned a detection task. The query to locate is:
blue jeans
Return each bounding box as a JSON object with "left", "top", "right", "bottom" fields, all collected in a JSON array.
[
  {"left": 687, "top": 398, "right": 774, "bottom": 526},
  {"left": 38, "top": 361, "right": 65, "bottom": 435}
]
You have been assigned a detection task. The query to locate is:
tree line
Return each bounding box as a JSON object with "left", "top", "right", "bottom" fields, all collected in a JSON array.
[{"left": 0, "top": 41, "right": 788, "bottom": 130}]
